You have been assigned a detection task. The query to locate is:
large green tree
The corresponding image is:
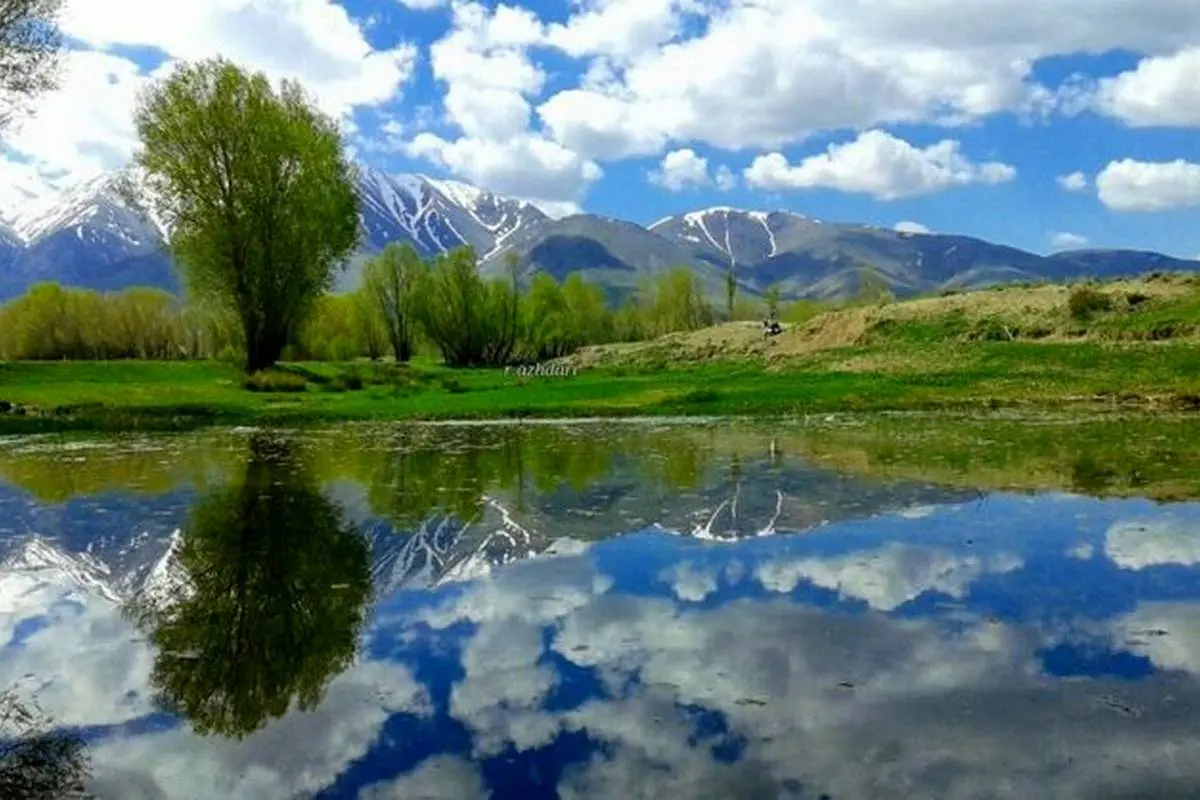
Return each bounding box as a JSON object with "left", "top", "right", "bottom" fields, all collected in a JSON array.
[
  {"left": 0, "top": 0, "right": 64, "bottom": 130},
  {"left": 132, "top": 58, "right": 360, "bottom": 372},
  {"left": 130, "top": 435, "right": 371, "bottom": 739}
]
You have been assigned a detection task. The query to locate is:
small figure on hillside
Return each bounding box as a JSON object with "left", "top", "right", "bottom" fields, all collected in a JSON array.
[{"left": 762, "top": 318, "right": 783, "bottom": 338}]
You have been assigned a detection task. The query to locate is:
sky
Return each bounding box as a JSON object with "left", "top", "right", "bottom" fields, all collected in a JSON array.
[{"left": 1, "top": 0, "right": 1199, "bottom": 258}]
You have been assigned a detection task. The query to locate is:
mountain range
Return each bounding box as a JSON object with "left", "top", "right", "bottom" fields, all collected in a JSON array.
[{"left": 0, "top": 164, "right": 1196, "bottom": 303}]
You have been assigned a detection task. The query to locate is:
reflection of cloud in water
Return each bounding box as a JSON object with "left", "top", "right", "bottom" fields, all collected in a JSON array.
[
  {"left": 754, "top": 543, "right": 1023, "bottom": 610},
  {"left": 544, "top": 595, "right": 1200, "bottom": 799},
  {"left": 416, "top": 551, "right": 611, "bottom": 629},
  {"left": 452, "top": 620, "right": 563, "bottom": 757},
  {"left": 86, "top": 660, "right": 431, "bottom": 799},
  {"left": 0, "top": 566, "right": 155, "bottom": 727},
  {"left": 1068, "top": 542, "right": 1095, "bottom": 560},
  {"left": 0, "top": 561, "right": 432, "bottom": 799},
  {"left": 1106, "top": 519, "right": 1200, "bottom": 570},
  {"left": 1114, "top": 603, "right": 1200, "bottom": 676},
  {"left": 358, "top": 754, "right": 489, "bottom": 799},
  {"left": 659, "top": 561, "right": 720, "bottom": 602}
]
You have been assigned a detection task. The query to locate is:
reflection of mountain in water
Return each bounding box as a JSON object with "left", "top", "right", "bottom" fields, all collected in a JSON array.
[{"left": 0, "top": 428, "right": 979, "bottom": 604}]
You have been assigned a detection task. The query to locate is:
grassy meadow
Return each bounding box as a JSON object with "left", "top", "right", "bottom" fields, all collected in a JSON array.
[{"left": 2, "top": 276, "right": 1200, "bottom": 433}]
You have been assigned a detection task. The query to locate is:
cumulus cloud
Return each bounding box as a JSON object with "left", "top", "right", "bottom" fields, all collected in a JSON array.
[
  {"left": 0, "top": 50, "right": 152, "bottom": 208},
  {"left": 1057, "top": 171, "right": 1088, "bottom": 192},
  {"left": 402, "top": 1, "right": 603, "bottom": 208},
  {"left": 743, "top": 131, "right": 1016, "bottom": 200},
  {"left": 61, "top": 0, "right": 418, "bottom": 115},
  {"left": 1105, "top": 518, "right": 1200, "bottom": 569},
  {"left": 1112, "top": 602, "right": 1200, "bottom": 676},
  {"left": 1, "top": 0, "right": 417, "bottom": 208},
  {"left": 754, "top": 543, "right": 1023, "bottom": 611},
  {"left": 0, "top": 556, "right": 432, "bottom": 800},
  {"left": 87, "top": 659, "right": 431, "bottom": 799},
  {"left": 1095, "top": 47, "right": 1200, "bottom": 127},
  {"left": 1050, "top": 231, "right": 1089, "bottom": 249},
  {"left": 544, "top": 0, "right": 702, "bottom": 64},
  {"left": 659, "top": 561, "right": 721, "bottom": 602},
  {"left": 537, "top": 0, "right": 1200, "bottom": 163},
  {"left": 1096, "top": 159, "right": 1200, "bottom": 211},
  {"left": 894, "top": 220, "right": 931, "bottom": 234},
  {"left": 0, "top": 565, "right": 155, "bottom": 728},
  {"left": 396, "top": 0, "right": 450, "bottom": 9},
  {"left": 648, "top": 148, "right": 732, "bottom": 192},
  {"left": 406, "top": 132, "right": 601, "bottom": 214},
  {"left": 358, "top": 755, "right": 489, "bottom": 799}
]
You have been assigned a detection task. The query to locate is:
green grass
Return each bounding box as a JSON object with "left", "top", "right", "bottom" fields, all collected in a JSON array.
[{"left": 1, "top": 335, "right": 1200, "bottom": 433}]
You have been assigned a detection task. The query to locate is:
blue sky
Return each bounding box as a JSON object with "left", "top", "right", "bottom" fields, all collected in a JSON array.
[{"left": 3, "top": 0, "right": 1200, "bottom": 258}]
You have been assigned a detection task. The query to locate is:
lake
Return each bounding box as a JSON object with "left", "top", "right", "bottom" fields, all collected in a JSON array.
[{"left": 2, "top": 414, "right": 1200, "bottom": 798}]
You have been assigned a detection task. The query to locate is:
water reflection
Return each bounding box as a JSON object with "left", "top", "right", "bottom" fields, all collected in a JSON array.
[
  {"left": 0, "top": 418, "right": 1198, "bottom": 797},
  {"left": 128, "top": 436, "right": 371, "bottom": 739},
  {"left": 0, "top": 688, "right": 91, "bottom": 799}
]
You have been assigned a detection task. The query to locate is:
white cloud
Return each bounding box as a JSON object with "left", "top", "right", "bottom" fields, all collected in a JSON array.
[
  {"left": 403, "top": 1, "right": 601, "bottom": 209},
  {"left": 1057, "top": 171, "right": 1088, "bottom": 192},
  {"left": 1105, "top": 518, "right": 1200, "bottom": 569},
  {"left": 544, "top": 0, "right": 701, "bottom": 64},
  {"left": 1, "top": 0, "right": 418, "bottom": 212},
  {"left": 754, "top": 543, "right": 1023, "bottom": 611},
  {"left": 649, "top": 148, "right": 717, "bottom": 192},
  {"left": 406, "top": 132, "right": 601, "bottom": 214},
  {"left": 536, "top": 0, "right": 1200, "bottom": 163},
  {"left": 714, "top": 165, "right": 737, "bottom": 191},
  {"left": 894, "top": 220, "right": 931, "bottom": 234},
  {"left": 87, "top": 659, "right": 431, "bottom": 799},
  {"left": 744, "top": 130, "right": 1016, "bottom": 200},
  {"left": 0, "top": 555, "right": 432, "bottom": 800},
  {"left": 1096, "top": 47, "right": 1200, "bottom": 127},
  {"left": 659, "top": 561, "right": 720, "bottom": 602},
  {"left": 0, "top": 51, "right": 153, "bottom": 208},
  {"left": 1050, "top": 231, "right": 1089, "bottom": 249},
  {"left": 60, "top": 0, "right": 417, "bottom": 116},
  {"left": 1096, "top": 158, "right": 1200, "bottom": 212},
  {"left": 358, "top": 755, "right": 489, "bottom": 799},
  {"left": 1113, "top": 602, "right": 1200, "bottom": 677},
  {"left": 396, "top": 0, "right": 450, "bottom": 9}
]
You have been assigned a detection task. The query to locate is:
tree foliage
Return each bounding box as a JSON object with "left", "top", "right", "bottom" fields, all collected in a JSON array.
[
  {"left": 129, "top": 435, "right": 371, "bottom": 739},
  {"left": 0, "top": 687, "right": 90, "bottom": 798},
  {"left": 0, "top": 0, "right": 64, "bottom": 130},
  {"left": 361, "top": 243, "right": 426, "bottom": 362},
  {"left": 132, "top": 57, "right": 360, "bottom": 372},
  {"left": 0, "top": 282, "right": 242, "bottom": 360}
]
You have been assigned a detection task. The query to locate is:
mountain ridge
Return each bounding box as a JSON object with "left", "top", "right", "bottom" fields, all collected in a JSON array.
[{"left": 0, "top": 168, "right": 1196, "bottom": 303}]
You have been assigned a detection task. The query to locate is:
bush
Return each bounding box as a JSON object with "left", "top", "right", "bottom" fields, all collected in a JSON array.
[
  {"left": 243, "top": 370, "right": 308, "bottom": 393},
  {"left": 1125, "top": 292, "right": 1150, "bottom": 308},
  {"left": 1068, "top": 286, "right": 1114, "bottom": 320}
]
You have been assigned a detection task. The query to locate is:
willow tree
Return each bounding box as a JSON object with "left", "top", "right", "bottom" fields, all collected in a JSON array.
[
  {"left": 131, "top": 435, "right": 371, "bottom": 738},
  {"left": 362, "top": 243, "right": 426, "bottom": 362},
  {"left": 0, "top": 0, "right": 65, "bottom": 130},
  {"left": 132, "top": 58, "right": 360, "bottom": 372}
]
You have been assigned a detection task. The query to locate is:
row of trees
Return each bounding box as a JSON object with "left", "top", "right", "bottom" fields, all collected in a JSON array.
[{"left": 0, "top": 247, "right": 727, "bottom": 363}]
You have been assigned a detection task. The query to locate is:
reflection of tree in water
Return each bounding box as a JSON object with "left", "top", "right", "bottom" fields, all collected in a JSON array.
[
  {"left": 131, "top": 435, "right": 371, "bottom": 739},
  {"left": 359, "top": 426, "right": 622, "bottom": 528},
  {"left": 0, "top": 688, "right": 91, "bottom": 799}
]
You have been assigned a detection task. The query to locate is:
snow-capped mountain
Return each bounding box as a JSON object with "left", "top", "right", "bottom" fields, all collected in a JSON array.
[
  {"left": 649, "top": 207, "right": 821, "bottom": 268},
  {"left": 0, "top": 165, "right": 550, "bottom": 300},
  {"left": 356, "top": 168, "right": 548, "bottom": 261},
  {"left": 2, "top": 169, "right": 1198, "bottom": 303}
]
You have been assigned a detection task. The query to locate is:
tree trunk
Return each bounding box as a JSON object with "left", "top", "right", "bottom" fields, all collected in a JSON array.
[{"left": 244, "top": 322, "right": 286, "bottom": 373}]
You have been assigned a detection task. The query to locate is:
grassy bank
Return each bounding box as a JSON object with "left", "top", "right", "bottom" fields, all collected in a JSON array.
[
  {"left": 0, "top": 343, "right": 1197, "bottom": 433},
  {"left": 2, "top": 278, "right": 1200, "bottom": 433}
]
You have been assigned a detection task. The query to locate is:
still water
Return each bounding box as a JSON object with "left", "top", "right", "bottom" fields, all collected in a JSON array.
[{"left": 2, "top": 415, "right": 1200, "bottom": 798}]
